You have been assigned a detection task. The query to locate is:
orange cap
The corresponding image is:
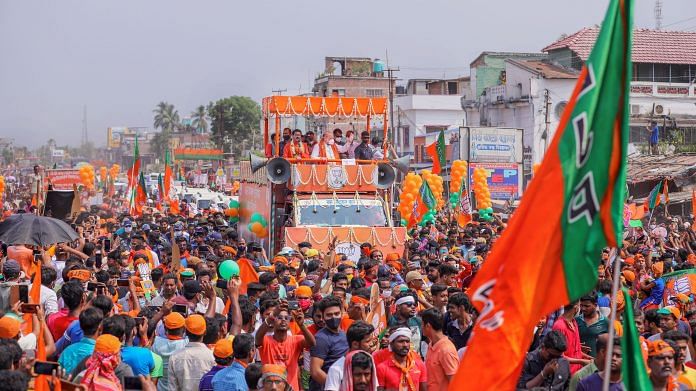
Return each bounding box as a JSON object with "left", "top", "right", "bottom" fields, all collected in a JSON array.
[
  {"left": 0, "top": 316, "right": 20, "bottom": 338},
  {"left": 164, "top": 312, "right": 186, "bottom": 329},
  {"left": 185, "top": 314, "right": 206, "bottom": 335},
  {"left": 213, "top": 338, "right": 234, "bottom": 358},
  {"left": 296, "top": 286, "right": 312, "bottom": 298},
  {"left": 386, "top": 253, "right": 400, "bottom": 262},
  {"left": 273, "top": 256, "right": 288, "bottom": 265},
  {"left": 95, "top": 334, "right": 121, "bottom": 354},
  {"left": 648, "top": 339, "right": 675, "bottom": 357}
]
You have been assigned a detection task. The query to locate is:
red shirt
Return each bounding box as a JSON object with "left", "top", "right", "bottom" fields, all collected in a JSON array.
[
  {"left": 376, "top": 354, "right": 427, "bottom": 390},
  {"left": 552, "top": 317, "right": 584, "bottom": 374},
  {"left": 47, "top": 308, "right": 78, "bottom": 341}
]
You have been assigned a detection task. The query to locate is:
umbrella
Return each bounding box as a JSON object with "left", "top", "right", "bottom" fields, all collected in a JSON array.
[{"left": 0, "top": 213, "right": 79, "bottom": 247}]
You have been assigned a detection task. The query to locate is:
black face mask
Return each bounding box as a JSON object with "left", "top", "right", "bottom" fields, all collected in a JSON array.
[
  {"left": 283, "top": 135, "right": 291, "bottom": 141},
  {"left": 325, "top": 317, "right": 341, "bottom": 330}
]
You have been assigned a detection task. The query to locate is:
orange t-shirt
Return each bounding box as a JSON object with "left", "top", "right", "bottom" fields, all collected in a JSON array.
[
  {"left": 259, "top": 334, "right": 305, "bottom": 391},
  {"left": 340, "top": 315, "right": 354, "bottom": 332},
  {"left": 7, "top": 246, "right": 34, "bottom": 276},
  {"left": 425, "top": 337, "right": 460, "bottom": 390}
]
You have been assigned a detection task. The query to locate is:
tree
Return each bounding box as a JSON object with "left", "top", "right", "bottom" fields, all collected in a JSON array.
[
  {"left": 150, "top": 131, "right": 171, "bottom": 161},
  {"left": 191, "top": 105, "right": 209, "bottom": 134},
  {"left": 153, "top": 102, "right": 181, "bottom": 132},
  {"left": 208, "top": 96, "right": 261, "bottom": 155}
]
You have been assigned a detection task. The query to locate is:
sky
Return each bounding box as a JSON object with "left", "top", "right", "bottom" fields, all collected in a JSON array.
[{"left": 0, "top": 0, "right": 691, "bottom": 148}]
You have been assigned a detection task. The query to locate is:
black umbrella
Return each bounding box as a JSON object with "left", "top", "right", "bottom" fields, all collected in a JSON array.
[{"left": 0, "top": 213, "right": 79, "bottom": 247}]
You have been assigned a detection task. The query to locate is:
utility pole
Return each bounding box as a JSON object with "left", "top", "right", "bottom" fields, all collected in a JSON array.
[
  {"left": 542, "top": 89, "right": 551, "bottom": 158},
  {"left": 386, "top": 66, "right": 400, "bottom": 150},
  {"left": 82, "top": 105, "right": 88, "bottom": 146},
  {"left": 654, "top": 0, "right": 663, "bottom": 29}
]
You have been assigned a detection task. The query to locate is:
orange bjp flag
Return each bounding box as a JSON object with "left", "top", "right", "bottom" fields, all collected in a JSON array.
[
  {"left": 237, "top": 258, "right": 259, "bottom": 294},
  {"left": 449, "top": 0, "right": 633, "bottom": 387}
]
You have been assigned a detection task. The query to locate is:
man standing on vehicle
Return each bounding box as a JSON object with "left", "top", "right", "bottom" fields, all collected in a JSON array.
[
  {"left": 354, "top": 131, "right": 374, "bottom": 160},
  {"left": 283, "top": 129, "right": 310, "bottom": 159}
]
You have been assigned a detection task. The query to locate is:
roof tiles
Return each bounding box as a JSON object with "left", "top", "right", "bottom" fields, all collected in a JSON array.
[{"left": 543, "top": 27, "right": 696, "bottom": 65}]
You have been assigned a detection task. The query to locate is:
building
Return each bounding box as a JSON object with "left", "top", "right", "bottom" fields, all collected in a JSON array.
[
  {"left": 395, "top": 77, "right": 468, "bottom": 158},
  {"left": 464, "top": 28, "right": 696, "bottom": 182},
  {"left": 310, "top": 57, "right": 395, "bottom": 137},
  {"left": 543, "top": 27, "right": 696, "bottom": 145}
]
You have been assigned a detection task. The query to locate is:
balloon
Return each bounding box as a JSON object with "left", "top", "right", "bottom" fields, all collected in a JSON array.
[
  {"left": 250, "top": 213, "right": 263, "bottom": 224},
  {"left": 401, "top": 219, "right": 407, "bottom": 226},
  {"left": 219, "top": 260, "right": 240, "bottom": 279},
  {"left": 229, "top": 208, "right": 238, "bottom": 217},
  {"left": 229, "top": 200, "right": 240, "bottom": 209},
  {"left": 250, "top": 222, "right": 262, "bottom": 233},
  {"left": 257, "top": 227, "right": 268, "bottom": 237},
  {"left": 259, "top": 218, "right": 268, "bottom": 228},
  {"left": 229, "top": 216, "right": 239, "bottom": 224}
]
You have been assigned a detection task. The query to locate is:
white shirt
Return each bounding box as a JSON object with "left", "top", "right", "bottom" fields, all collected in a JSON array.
[
  {"left": 311, "top": 142, "right": 338, "bottom": 159},
  {"left": 324, "top": 356, "right": 346, "bottom": 391}
]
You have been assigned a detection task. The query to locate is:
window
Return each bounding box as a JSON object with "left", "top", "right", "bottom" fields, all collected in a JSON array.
[
  {"left": 366, "top": 89, "right": 384, "bottom": 97},
  {"left": 403, "top": 126, "right": 410, "bottom": 148},
  {"left": 671, "top": 64, "right": 691, "bottom": 83},
  {"left": 634, "top": 63, "right": 653, "bottom": 82},
  {"left": 331, "top": 89, "right": 346, "bottom": 97},
  {"left": 447, "top": 82, "right": 458, "bottom": 95}
]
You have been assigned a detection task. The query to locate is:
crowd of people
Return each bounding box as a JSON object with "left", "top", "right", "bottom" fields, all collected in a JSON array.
[
  {"left": 0, "top": 170, "right": 695, "bottom": 391},
  {"left": 266, "top": 127, "right": 386, "bottom": 161}
]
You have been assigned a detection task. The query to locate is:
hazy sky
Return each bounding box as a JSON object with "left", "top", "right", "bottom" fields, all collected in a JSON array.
[{"left": 0, "top": 0, "right": 691, "bottom": 148}]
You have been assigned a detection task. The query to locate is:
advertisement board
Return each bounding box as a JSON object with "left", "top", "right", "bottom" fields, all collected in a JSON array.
[
  {"left": 460, "top": 127, "right": 523, "bottom": 163},
  {"left": 107, "top": 127, "right": 130, "bottom": 149},
  {"left": 469, "top": 162, "right": 522, "bottom": 200},
  {"left": 46, "top": 169, "right": 81, "bottom": 191}
]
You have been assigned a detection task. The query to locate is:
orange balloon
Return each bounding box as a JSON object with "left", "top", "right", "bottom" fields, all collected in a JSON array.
[{"left": 250, "top": 222, "right": 262, "bottom": 233}]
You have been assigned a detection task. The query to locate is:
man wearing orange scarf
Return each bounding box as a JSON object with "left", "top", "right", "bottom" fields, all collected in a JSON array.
[
  {"left": 311, "top": 131, "right": 340, "bottom": 160},
  {"left": 283, "top": 129, "right": 310, "bottom": 159},
  {"left": 80, "top": 334, "right": 122, "bottom": 391},
  {"left": 375, "top": 327, "right": 427, "bottom": 391},
  {"left": 647, "top": 339, "right": 683, "bottom": 391}
]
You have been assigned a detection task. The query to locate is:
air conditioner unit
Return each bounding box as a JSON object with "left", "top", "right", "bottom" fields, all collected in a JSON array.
[
  {"left": 630, "top": 104, "right": 641, "bottom": 115},
  {"left": 655, "top": 104, "right": 665, "bottom": 115}
]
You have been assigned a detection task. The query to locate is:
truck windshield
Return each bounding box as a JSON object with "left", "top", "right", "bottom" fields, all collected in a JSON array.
[{"left": 296, "top": 199, "right": 387, "bottom": 227}]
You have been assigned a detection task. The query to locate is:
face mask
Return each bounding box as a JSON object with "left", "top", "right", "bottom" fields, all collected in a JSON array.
[
  {"left": 298, "top": 299, "right": 312, "bottom": 311},
  {"left": 325, "top": 317, "right": 341, "bottom": 330},
  {"left": 283, "top": 135, "right": 291, "bottom": 141},
  {"left": 124, "top": 227, "right": 132, "bottom": 233},
  {"left": 327, "top": 139, "right": 335, "bottom": 145},
  {"left": 281, "top": 276, "right": 291, "bottom": 284},
  {"left": 335, "top": 137, "right": 342, "bottom": 142},
  {"left": 382, "top": 289, "right": 391, "bottom": 298}
]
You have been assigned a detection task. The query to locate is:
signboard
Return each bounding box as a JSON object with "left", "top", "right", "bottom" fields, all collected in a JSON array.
[
  {"left": 469, "top": 162, "right": 522, "bottom": 200},
  {"left": 335, "top": 242, "right": 361, "bottom": 262},
  {"left": 460, "top": 127, "right": 523, "bottom": 163},
  {"left": 107, "top": 127, "right": 130, "bottom": 149},
  {"left": 51, "top": 149, "right": 65, "bottom": 158},
  {"left": 46, "top": 169, "right": 81, "bottom": 191}
]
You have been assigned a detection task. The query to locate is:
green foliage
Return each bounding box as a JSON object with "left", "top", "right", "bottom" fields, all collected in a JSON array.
[
  {"left": 150, "top": 131, "right": 171, "bottom": 160},
  {"left": 191, "top": 105, "right": 208, "bottom": 133},
  {"left": 208, "top": 96, "right": 261, "bottom": 154},
  {"left": 153, "top": 102, "right": 181, "bottom": 132}
]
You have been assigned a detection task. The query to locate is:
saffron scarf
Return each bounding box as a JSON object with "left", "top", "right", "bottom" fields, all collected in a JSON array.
[
  {"left": 318, "top": 142, "right": 339, "bottom": 159},
  {"left": 339, "top": 350, "right": 378, "bottom": 391},
  {"left": 390, "top": 351, "right": 417, "bottom": 391},
  {"left": 80, "top": 352, "right": 121, "bottom": 391}
]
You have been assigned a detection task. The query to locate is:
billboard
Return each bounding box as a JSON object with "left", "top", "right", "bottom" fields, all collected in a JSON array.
[
  {"left": 46, "top": 169, "right": 81, "bottom": 191},
  {"left": 107, "top": 127, "right": 131, "bottom": 149},
  {"left": 460, "top": 127, "right": 523, "bottom": 163},
  {"left": 469, "top": 162, "right": 522, "bottom": 200}
]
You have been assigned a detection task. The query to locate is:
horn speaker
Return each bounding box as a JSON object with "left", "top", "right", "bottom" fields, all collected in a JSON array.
[
  {"left": 249, "top": 153, "right": 268, "bottom": 173},
  {"left": 266, "top": 157, "right": 291, "bottom": 184},
  {"left": 376, "top": 163, "right": 396, "bottom": 189},
  {"left": 390, "top": 155, "right": 411, "bottom": 174}
]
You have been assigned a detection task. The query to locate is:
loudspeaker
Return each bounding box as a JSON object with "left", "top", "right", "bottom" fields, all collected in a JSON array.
[
  {"left": 376, "top": 163, "right": 396, "bottom": 189},
  {"left": 266, "top": 157, "right": 291, "bottom": 184},
  {"left": 390, "top": 155, "right": 411, "bottom": 174},
  {"left": 250, "top": 153, "right": 268, "bottom": 173}
]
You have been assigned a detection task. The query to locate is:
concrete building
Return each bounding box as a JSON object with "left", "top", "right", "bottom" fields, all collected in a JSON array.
[
  {"left": 543, "top": 27, "right": 696, "bottom": 145},
  {"left": 310, "top": 56, "right": 395, "bottom": 136},
  {"left": 464, "top": 28, "right": 696, "bottom": 181},
  {"left": 395, "top": 77, "right": 469, "bottom": 158}
]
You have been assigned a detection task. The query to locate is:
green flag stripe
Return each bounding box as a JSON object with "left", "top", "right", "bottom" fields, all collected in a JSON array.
[
  {"left": 560, "top": 0, "right": 632, "bottom": 299},
  {"left": 648, "top": 181, "right": 662, "bottom": 209},
  {"left": 436, "top": 130, "right": 446, "bottom": 167},
  {"left": 621, "top": 288, "right": 652, "bottom": 390}
]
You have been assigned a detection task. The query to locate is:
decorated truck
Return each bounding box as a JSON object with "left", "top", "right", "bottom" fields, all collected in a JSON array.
[{"left": 237, "top": 96, "right": 408, "bottom": 261}]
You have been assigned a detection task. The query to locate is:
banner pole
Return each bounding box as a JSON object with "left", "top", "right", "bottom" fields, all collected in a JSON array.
[{"left": 602, "top": 249, "right": 621, "bottom": 391}]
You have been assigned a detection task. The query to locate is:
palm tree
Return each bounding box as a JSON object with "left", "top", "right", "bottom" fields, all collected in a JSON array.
[
  {"left": 153, "top": 102, "right": 181, "bottom": 132},
  {"left": 191, "top": 105, "right": 208, "bottom": 134}
]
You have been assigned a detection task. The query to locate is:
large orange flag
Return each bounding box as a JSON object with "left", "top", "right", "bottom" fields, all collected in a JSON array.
[
  {"left": 237, "top": 258, "right": 259, "bottom": 294},
  {"left": 449, "top": 0, "right": 633, "bottom": 388}
]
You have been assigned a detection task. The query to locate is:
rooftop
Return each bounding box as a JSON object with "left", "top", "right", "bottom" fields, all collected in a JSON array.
[
  {"left": 470, "top": 51, "right": 547, "bottom": 67},
  {"left": 543, "top": 27, "right": 696, "bottom": 65},
  {"left": 507, "top": 59, "right": 580, "bottom": 79}
]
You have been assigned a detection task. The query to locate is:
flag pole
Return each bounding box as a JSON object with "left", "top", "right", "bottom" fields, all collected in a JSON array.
[{"left": 602, "top": 248, "right": 621, "bottom": 391}]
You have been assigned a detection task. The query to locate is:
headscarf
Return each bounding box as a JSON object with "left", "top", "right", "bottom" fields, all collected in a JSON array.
[
  {"left": 339, "top": 350, "right": 378, "bottom": 391},
  {"left": 81, "top": 335, "right": 121, "bottom": 391},
  {"left": 648, "top": 339, "right": 675, "bottom": 357}
]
